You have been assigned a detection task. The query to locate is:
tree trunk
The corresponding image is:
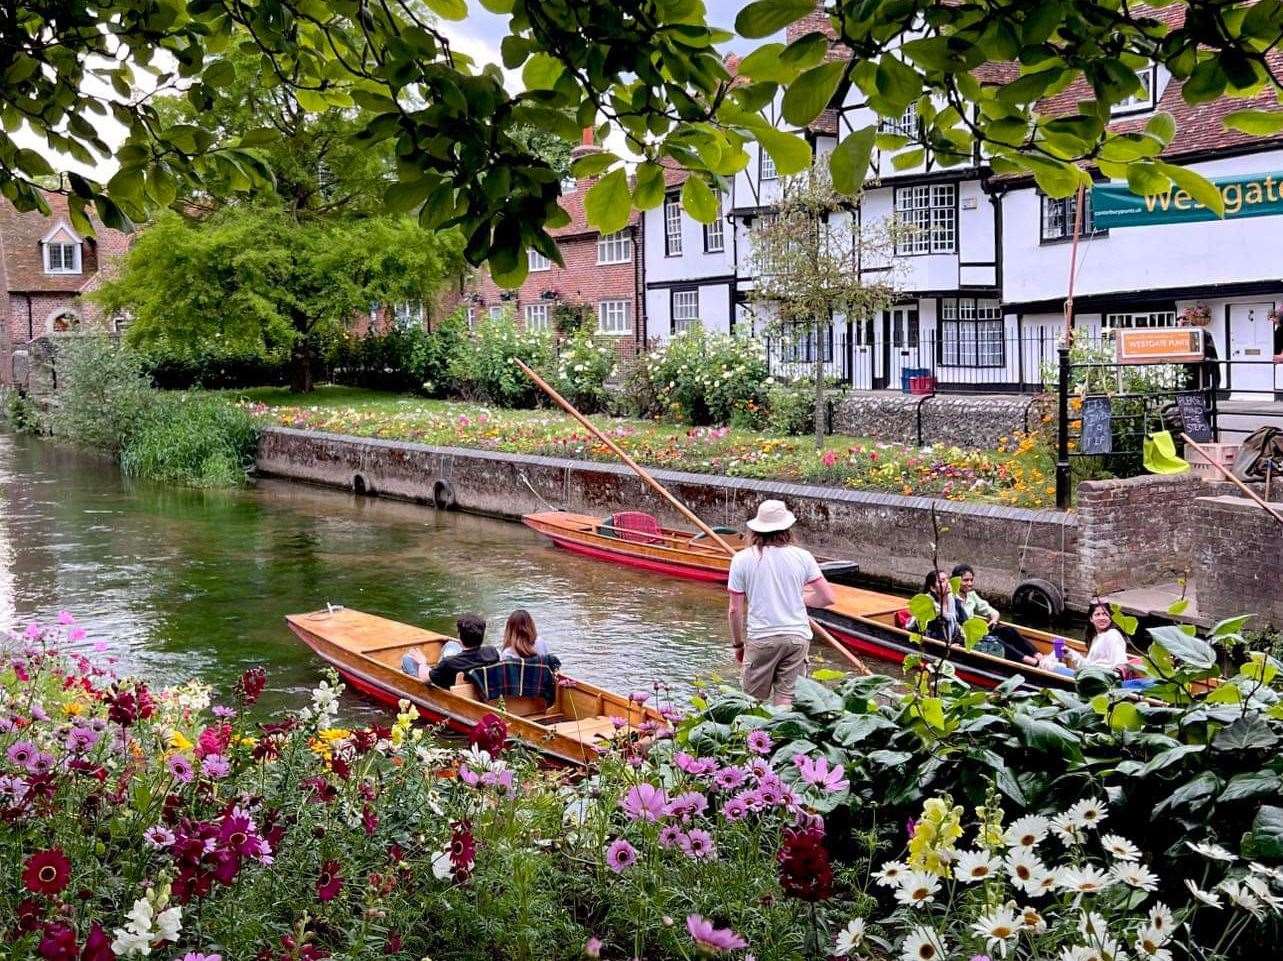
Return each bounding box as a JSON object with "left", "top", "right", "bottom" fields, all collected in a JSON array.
[
  {"left": 290, "top": 338, "right": 314, "bottom": 394},
  {"left": 813, "top": 310, "right": 829, "bottom": 450}
]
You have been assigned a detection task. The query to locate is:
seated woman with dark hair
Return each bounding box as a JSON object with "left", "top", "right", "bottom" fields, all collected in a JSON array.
[
  {"left": 910, "top": 570, "right": 969, "bottom": 643},
  {"left": 951, "top": 563, "right": 1040, "bottom": 666}
]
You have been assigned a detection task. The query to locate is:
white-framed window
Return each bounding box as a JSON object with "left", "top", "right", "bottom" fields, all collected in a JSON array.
[
  {"left": 528, "top": 249, "right": 551, "bottom": 272},
  {"left": 523, "top": 303, "right": 550, "bottom": 331},
  {"left": 597, "top": 229, "right": 632, "bottom": 264},
  {"left": 671, "top": 289, "right": 700, "bottom": 333},
  {"left": 44, "top": 241, "right": 81, "bottom": 274},
  {"left": 597, "top": 299, "right": 632, "bottom": 335},
  {"left": 1041, "top": 192, "right": 1100, "bottom": 242},
  {"left": 1102, "top": 309, "right": 1177, "bottom": 330},
  {"left": 393, "top": 301, "right": 424, "bottom": 329},
  {"left": 759, "top": 146, "right": 777, "bottom": 182},
  {"left": 940, "top": 298, "right": 1004, "bottom": 367},
  {"left": 1112, "top": 64, "right": 1157, "bottom": 115},
  {"left": 664, "top": 194, "right": 683, "bottom": 256},
  {"left": 879, "top": 102, "right": 919, "bottom": 139},
  {"left": 465, "top": 306, "right": 476, "bottom": 329},
  {"left": 703, "top": 195, "right": 725, "bottom": 253},
  {"left": 489, "top": 305, "right": 506, "bottom": 321},
  {"left": 894, "top": 183, "right": 956, "bottom": 255}
]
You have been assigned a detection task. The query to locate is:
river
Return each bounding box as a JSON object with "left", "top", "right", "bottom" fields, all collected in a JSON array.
[{"left": 0, "top": 432, "right": 861, "bottom": 716}]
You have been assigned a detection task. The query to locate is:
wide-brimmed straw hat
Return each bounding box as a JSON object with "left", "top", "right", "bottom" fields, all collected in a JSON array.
[{"left": 746, "top": 499, "right": 796, "bottom": 533}]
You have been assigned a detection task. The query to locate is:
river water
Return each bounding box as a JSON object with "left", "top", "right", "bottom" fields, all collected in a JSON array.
[{"left": 0, "top": 432, "right": 859, "bottom": 716}]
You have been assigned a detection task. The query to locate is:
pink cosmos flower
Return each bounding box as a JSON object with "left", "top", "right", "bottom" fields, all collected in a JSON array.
[
  {"left": 29, "top": 752, "right": 55, "bottom": 775},
  {"left": 735, "top": 788, "right": 766, "bottom": 813},
  {"left": 713, "top": 766, "right": 749, "bottom": 792},
  {"left": 604, "top": 838, "right": 638, "bottom": 873},
  {"left": 629, "top": 691, "right": 650, "bottom": 705},
  {"left": 665, "top": 791, "right": 709, "bottom": 822},
  {"left": 458, "top": 765, "right": 480, "bottom": 787},
  {"left": 792, "top": 753, "right": 850, "bottom": 794},
  {"left": 479, "top": 769, "right": 514, "bottom": 794},
  {"left": 680, "top": 829, "right": 717, "bottom": 861},
  {"left": 620, "top": 783, "right": 669, "bottom": 822},
  {"left": 686, "top": 915, "right": 748, "bottom": 954},
  {"left": 673, "top": 752, "right": 717, "bottom": 777},
  {"left": 746, "top": 730, "right": 773, "bottom": 755},
  {"left": 58, "top": 611, "right": 76, "bottom": 626},
  {"left": 68, "top": 627, "right": 86, "bottom": 642},
  {"left": 721, "top": 796, "right": 749, "bottom": 822},
  {"left": 7, "top": 740, "right": 38, "bottom": 769},
  {"left": 144, "top": 825, "right": 176, "bottom": 849},
  {"left": 658, "top": 825, "right": 687, "bottom": 849},
  {"left": 167, "top": 754, "right": 195, "bottom": 784},
  {"left": 201, "top": 754, "right": 231, "bottom": 780},
  {"left": 180, "top": 955, "right": 223, "bottom": 961}
]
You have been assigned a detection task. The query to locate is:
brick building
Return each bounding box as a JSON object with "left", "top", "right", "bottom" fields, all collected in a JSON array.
[
  {"left": 0, "top": 192, "right": 133, "bottom": 387},
  {"left": 461, "top": 134, "right": 645, "bottom": 357}
]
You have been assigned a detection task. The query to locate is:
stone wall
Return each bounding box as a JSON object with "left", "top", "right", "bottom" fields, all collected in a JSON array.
[
  {"left": 256, "top": 427, "right": 1083, "bottom": 607},
  {"left": 832, "top": 392, "right": 1046, "bottom": 448},
  {"left": 1074, "top": 474, "right": 1207, "bottom": 596},
  {"left": 1192, "top": 496, "right": 1283, "bottom": 630}
]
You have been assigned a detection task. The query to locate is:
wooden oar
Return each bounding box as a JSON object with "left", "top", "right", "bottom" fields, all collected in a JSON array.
[
  {"left": 1182, "top": 433, "right": 1283, "bottom": 528},
  {"left": 514, "top": 358, "right": 873, "bottom": 676}
]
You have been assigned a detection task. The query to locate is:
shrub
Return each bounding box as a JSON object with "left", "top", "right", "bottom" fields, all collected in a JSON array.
[
  {"left": 328, "top": 312, "right": 468, "bottom": 397},
  {"left": 763, "top": 382, "right": 815, "bottom": 436},
  {"left": 4, "top": 389, "right": 43, "bottom": 434},
  {"left": 611, "top": 348, "right": 664, "bottom": 419},
  {"left": 555, "top": 329, "right": 614, "bottom": 413},
  {"left": 645, "top": 328, "right": 768, "bottom": 425},
  {"left": 448, "top": 310, "right": 555, "bottom": 408},
  {"left": 48, "top": 336, "right": 154, "bottom": 456},
  {"left": 140, "top": 345, "right": 293, "bottom": 390},
  {"left": 120, "top": 393, "right": 258, "bottom": 486}
]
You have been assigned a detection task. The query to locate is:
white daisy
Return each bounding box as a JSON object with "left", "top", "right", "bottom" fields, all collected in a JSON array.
[
  {"left": 1112, "top": 862, "right": 1160, "bottom": 892},
  {"left": 834, "top": 918, "right": 866, "bottom": 957},
  {"left": 971, "top": 903, "right": 1021, "bottom": 957},
  {"left": 1003, "top": 814, "right": 1050, "bottom": 849},
  {"left": 1100, "top": 834, "right": 1141, "bottom": 861},
  {"left": 899, "top": 926, "right": 947, "bottom": 961},
  {"left": 1005, "top": 848, "right": 1046, "bottom": 892},
  {"left": 1244, "top": 875, "right": 1283, "bottom": 911},
  {"left": 896, "top": 869, "right": 942, "bottom": 907},
  {"left": 874, "top": 860, "right": 909, "bottom": 888},
  {"left": 1028, "top": 866, "right": 1059, "bottom": 897},
  {"left": 1184, "top": 878, "right": 1222, "bottom": 908},
  {"left": 1134, "top": 928, "right": 1173, "bottom": 961},
  {"left": 1019, "top": 905, "right": 1048, "bottom": 934},
  {"left": 1077, "top": 911, "right": 1124, "bottom": 960},
  {"left": 1067, "top": 798, "right": 1108, "bottom": 830},
  {"left": 1061, "top": 866, "right": 1114, "bottom": 894},
  {"left": 954, "top": 849, "right": 1001, "bottom": 883},
  {"left": 1249, "top": 861, "right": 1283, "bottom": 885},
  {"left": 1058, "top": 948, "right": 1097, "bottom": 961},
  {"left": 1186, "top": 840, "right": 1237, "bottom": 862},
  {"left": 1148, "top": 902, "right": 1176, "bottom": 939},
  {"left": 1220, "top": 881, "right": 1265, "bottom": 920},
  {"left": 1051, "top": 813, "right": 1086, "bottom": 846}
]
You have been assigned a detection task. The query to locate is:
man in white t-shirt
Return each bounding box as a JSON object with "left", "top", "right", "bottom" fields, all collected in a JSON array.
[{"left": 727, "top": 500, "right": 835, "bottom": 705}]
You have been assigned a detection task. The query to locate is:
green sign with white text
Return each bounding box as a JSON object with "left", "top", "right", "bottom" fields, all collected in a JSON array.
[{"left": 1091, "top": 171, "right": 1283, "bottom": 228}]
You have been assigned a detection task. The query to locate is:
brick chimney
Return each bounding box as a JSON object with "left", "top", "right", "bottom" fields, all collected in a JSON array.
[{"left": 568, "top": 127, "right": 604, "bottom": 189}]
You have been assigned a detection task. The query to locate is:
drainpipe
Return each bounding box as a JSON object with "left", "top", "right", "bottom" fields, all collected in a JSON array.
[
  {"left": 26, "top": 293, "right": 33, "bottom": 341},
  {"left": 633, "top": 221, "right": 645, "bottom": 352}
]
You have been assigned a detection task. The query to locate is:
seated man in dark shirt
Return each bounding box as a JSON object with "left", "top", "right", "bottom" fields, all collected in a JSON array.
[{"left": 428, "top": 613, "right": 500, "bottom": 687}]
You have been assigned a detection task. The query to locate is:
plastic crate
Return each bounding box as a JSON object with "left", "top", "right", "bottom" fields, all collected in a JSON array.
[
  {"left": 909, "top": 375, "right": 937, "bottom": 396},
  {"left": 900, "top": 367, "right": 929, "bottom": 392},
  {"left": 1187, "top": 442, "right": 1237, "bottom": 481}
]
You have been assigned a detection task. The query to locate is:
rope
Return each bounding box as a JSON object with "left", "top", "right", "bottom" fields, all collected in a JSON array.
[{"left": 518, "top": 470, "right": 561, "bottom": 513}]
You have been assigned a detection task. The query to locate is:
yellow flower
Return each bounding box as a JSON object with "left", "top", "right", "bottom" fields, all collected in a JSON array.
[
  {"left": 168, "top": 731, "right": 194, "bottom": 752},
  {"left": 317, "top": 728, "right": 351, "bottom": 743},
  {"left": 63, "top": 701, "right": 86, "bottom": 717}
]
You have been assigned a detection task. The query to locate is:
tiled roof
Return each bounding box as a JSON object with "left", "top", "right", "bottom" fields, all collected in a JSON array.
[
  {"left": 0, "top": 192, "right": 132, "bottom": 294},
  {"left": 553, "top": 172, "right": 640, "bottom": 238}
]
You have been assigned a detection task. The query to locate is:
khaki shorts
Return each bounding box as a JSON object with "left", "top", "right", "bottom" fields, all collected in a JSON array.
[{"left": 742, "top": 634, "right": 810, "bottom": 703}]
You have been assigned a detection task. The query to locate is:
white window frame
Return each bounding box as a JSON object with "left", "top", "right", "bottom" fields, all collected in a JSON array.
[
  {"left": 44, "top": 241, "right": 81, "bottom": 274},
  {"left": 489, "top": 305, "right": 506, "bottom": 321},
  {"left": 894, "top": 183, "right": 956, "bottom": 255},
  {"left": 596, "top": 229, "right": 632, "bottom": 265},
  {"left": 523, "top": 303, "right": 550, "bottom": 332},
  {"left": 393, "top": 301, "right": 424, "bottom": 329},
  {"left": 663, "top": 194, "right": 683, "bottom": 256},
  {"left": 527, "top": 249, "right": 551, "bottom": 272},
  {"left": 879, "top": 102, "right": 919, "bottom": 139},
  {"left": 597, "top": 299, "right": 632, "bottom": 335},
  {"left": 465, "top": 306, "right": 476, "bottom": 329},
  {"left": 1112, "top": 64, "right": 1157, "bottom": 115},
  {"left": 671, "top": 289, "right": 700, "bottom": 333},
  {"left": 1101, "top": 309, "right": 1177, "bottom": 331},
  {"left": 703, "top": 195, "right": 725, "bottom": 253},
  {"left": 759, "top": 147, "right": 777, "bottom": 182},
  {"left": 1040, "top": 191, "right": 1100, "bottom": 243},
  {"left": 939, "top": 298, "right": 1004, "bottom": 368}
]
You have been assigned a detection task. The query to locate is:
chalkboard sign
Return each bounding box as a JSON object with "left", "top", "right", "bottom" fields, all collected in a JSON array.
[
  {"left": 1176, "top": 393, "right": 1213, "bottom": 443},
  {"left": 1080, "top": 396, "right": 1113, "bottom": 455}
]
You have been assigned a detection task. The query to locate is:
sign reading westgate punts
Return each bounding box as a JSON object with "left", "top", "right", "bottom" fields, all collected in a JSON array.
[{"left": 1092, "top": 171, "right": 1283, "bottom": 228}]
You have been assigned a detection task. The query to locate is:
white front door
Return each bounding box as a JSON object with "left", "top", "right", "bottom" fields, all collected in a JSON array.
[
  {"left": 850, "top": 316, "right": 874, "bottom": 390},
  {"left": 1228, "top": 302, "right": 1276, "bottom": 396},
  {"left": 883, "top": 306, "right": 922, "bottom": 390}
]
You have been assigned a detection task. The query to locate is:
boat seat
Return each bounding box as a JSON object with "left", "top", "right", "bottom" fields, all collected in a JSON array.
[
  {"left": 608, "top": 511, "right": 664, "bottom": 545},
  {"left": 450, "top": 681, "right": 483, "bottom": 701},
  {"left": 551, "top": 716, "right": 619, "bottom": 742},
  {"left": 497, "top": 695, "right": 549, "bottom": 718}
]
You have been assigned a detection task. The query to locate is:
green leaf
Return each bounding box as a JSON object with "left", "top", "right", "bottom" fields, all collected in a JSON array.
[
  {"left": 478, "top": 0, "right": 512, "bottom": 11},
  {"left": 1146, "top": 111, "right": 1177, "bottom": 144},
  {"left": 1138, "top": 743, "right": 1205, "bottom": 778},
  {"left": 810, "top": 667, "right": 845, "bottom": 682},
  {"left": 916, "top": 696, "right": 946, "bottom": 730},
  {"left": 1220, "top": 770, "right": 1281, "bottom": 803},
  {"left": 1212, "top": 614, "right": 1255, "bottom": 637},
  {"left": 1166, "top": 598, "right": 1190, "bottom": 616},
  {"left": 1247, "top": 806, "right": 1283, "bottom": 859},
  {"left": 422, "top": 0, "right": 467, "bottom": 19},
  {"left": 680, "top": 175, "right": 719, "bottom": 224},
  {"left": 738, "top": 44, "right": 797, "bottom": 84},
  {"left": 1153, "top": 162, "right": 1226, "bottom": 217},
  {"left": 1212, "top": 715, "right": 1279, "bottom": 753},
  {"left": 1148, "top": 625, "right": 1216, "bottom": 670},
  {"left": 570, "top": 151, "right": 616, "bottom": 178},
  {"left": 632, "top": 162, "right": 666, "bottom": 210},
  {"left": 961, "top": 617, "right": 989, "bottom": 650},
  {"left": 1183, "top": 59, "right": 1227, "bottom": 104},
  {"left": 781, "top": 33, "right": 829, "bottom": 70},
  {"left": 1109, "top": 701, "right": 1143, "bottom": 732},
  {"left": 831, "top": 713, "right": 895, "bottom": 746},
  {"left": 900, "top": 37, "right": 956, "bottom": 72},
  {"left": 781, "top": 61, "right": 847, "bottom": 126},
  {"left": 791, "top": 676, "right": 844, "bottom": 716},
  {"left": 1024, "top": 157, "right": 1085, "bottom": 198},
  {"left": 874, "top": 56, "right": 921, "bottom": 110},
  {"left": 829, "top": 124, "right": 875, "bottom": 194},
  {"left": 1011, "top": 712, "right": 1079, "bottom": 752},
  {"left": 583, "top": 168, "right": 632, "bottom": 234},
  {"left": 907, "top": 593, "right": 937, "bottom": 630},
  {"left": 16, "top": 148, "right": 54, "bottom": 178},
  {"left": 384, "top": 178, "right": 434, "bottom": 214},
  {"left": 756, "top": 128, "right": 811, "bottom": 176},
  {"left": 522, "top": 54, "right": 564, "bottom": 91},
  {"left": 735, "top": 0, "right": 814, "bottom": 39},
  {"left": 1156, "top": 771, "right": 1221, "bottom": 813}
]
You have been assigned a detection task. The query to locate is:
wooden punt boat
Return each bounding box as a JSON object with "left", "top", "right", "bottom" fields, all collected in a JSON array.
[
  {"left": 523, "top": 509, "right": 1087, "bottom": 691},
  {"left": 286, "top": 607, "right": 664, "bottom": 767}
]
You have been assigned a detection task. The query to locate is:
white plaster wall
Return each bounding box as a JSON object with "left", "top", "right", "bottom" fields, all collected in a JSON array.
[
  {"left": 645, "top": 282, "right": 733, "bottom": 342},
  {"left": 642, "top": 193, "right": 735, "bottom": 286}
]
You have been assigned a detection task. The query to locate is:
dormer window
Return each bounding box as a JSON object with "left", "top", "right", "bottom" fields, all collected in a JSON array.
[
  {"left": 42, "top": 222, "right": 83, "bottom": 274},
  {"left": 1112, "top": 64, "right": 1157, "bottom": 115}
]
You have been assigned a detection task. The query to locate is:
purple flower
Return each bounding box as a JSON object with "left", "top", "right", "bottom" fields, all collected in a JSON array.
[
  {"left": 734, "top": 788, "right": 766, "bottom": 813},
  {"left": 167, "top": 754, "right": 195, "bottom": 784},
  {"left": 629, "top": 691, "right": 650, "bottom": 705},
  {"left": 30, "top": 703, "right": 47, "bottom": 722},
  {"left": 479, "top": 769, "right": 514, "bottom": 794},
  {"left": 65, "top": 727, "right": 101, "bottom": 753},
  {"left": 24, "top": 624, "right": 43, "bottom": 640},
  {"left": 721, "top": 796, "right": 749, "bottom": 821},
  {"left": 658, "top": 825, "right": 688, "bottom": 850},
  {"left": 57, "top": 610, "right": 76, "bottom": 626},
  {"left": 673, "top": 751, "right": 717, "bottom": 777},
  {"left": 749, "top": 757, "right": 771, "bottom": 779},
  {"left": 792, "top": 753, "right": 850, "bottom": 794},
  {"left": 747, "top": 729, "right": 773, "bottom": 755},
  {"left": 758, "top": 779, "right": 786, "bottom": 807},
  {"left": 144, "top": 825, "right": 176, "bottom": 849},
  {"left": 28, "top": 752, "right": 54, "bottom": 775},
  {"left": 713, "top": 765, "right": 749, "bottom": 792},
  {"left": 620, "top": 783, "right": 669, "bottom": 822},
  {"left": 680, "top": 828, "right": 717, "bottom": 861},
  {"left": 0, "top": 774, "right": 29, "bottom": 803},
  {"left": 68, "top": 626, "right": 87, "bottom": 642},
  {"left": 201, "top": 754, "right": 231, "bottom": 780},
  {"left": 180, "top": 954, "right": 223, "bottom": 961},
  {"left": 212, "top": 706, "right": 236, "bottom": 719},
  {"left": 584, "top": 937, "right": 603, "bottom": 959},
  {"left": 6, "top": 740, "right": 37, "bottom": 769},
  {"left": 604, "top": 838, "right": 638, "bottom": 873},
  {"left": 687, "top": 915, "right": 748, "bottom": 954},
  {"left": 458, "top": 765, "right": 480, "bottom": 787},
  {"left": 665, "top": 791, "right": 709, "bottom": 822}
]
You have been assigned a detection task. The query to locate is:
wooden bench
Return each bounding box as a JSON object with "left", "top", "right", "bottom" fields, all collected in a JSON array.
[
  {"left": 448, "top": 682, "right": 547, "bottom": 718},
  {"left": 551, "top": 716, "right": 619, "bottom": 743}
]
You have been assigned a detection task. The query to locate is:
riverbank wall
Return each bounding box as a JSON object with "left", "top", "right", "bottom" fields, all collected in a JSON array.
[{"left": 258, "top": 427, "right": 1213, "bottom": 613}]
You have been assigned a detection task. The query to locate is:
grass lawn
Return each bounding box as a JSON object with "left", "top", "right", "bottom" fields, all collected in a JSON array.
[{"left": 227, "top": 385, "right": 1056, "bottom": 507}]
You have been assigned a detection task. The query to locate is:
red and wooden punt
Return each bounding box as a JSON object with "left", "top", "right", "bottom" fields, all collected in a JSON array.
[
  {"left": 286, "top": 608, "right": 664, "bottom": 767},
  {"left": 523, "top": 509, "right": 1087, "bottom": 690}
]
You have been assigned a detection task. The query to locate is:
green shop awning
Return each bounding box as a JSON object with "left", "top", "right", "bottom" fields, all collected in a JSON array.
[{"left": 1091, "top": 171, "right": 1283, "bottom": 228}]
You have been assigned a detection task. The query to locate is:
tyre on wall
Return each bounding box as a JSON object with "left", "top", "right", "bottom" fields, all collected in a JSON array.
[
  {"left": 432, "top": 479, "right": 456, "bottom": 510},
  {"left": 353, "top": 474, "right": 369, "bottom": 496},
  {"left": 1010, "top": 578, "right": 1064, "bottom": 624}
]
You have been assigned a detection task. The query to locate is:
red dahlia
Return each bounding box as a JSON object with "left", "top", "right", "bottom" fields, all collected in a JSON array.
[
  {"left": 468, "top": 713, "right": 507, "bottom": 755},
  {"left": 23, "top": 848, "right": 71, "bottom": 896},
  {"left": 777, "top": 826, "right": 834, "bottom": 902},
  {"left": 36, "top": 921, "right": 77, "bottom": 961},
  {"left": 316, "top": 859, "right": 343, "bottom": 902}
]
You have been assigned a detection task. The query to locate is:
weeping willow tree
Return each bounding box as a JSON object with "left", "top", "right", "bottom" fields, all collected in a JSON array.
[{"left": 747, "top": 164, "right": 905, "bottom": 449}]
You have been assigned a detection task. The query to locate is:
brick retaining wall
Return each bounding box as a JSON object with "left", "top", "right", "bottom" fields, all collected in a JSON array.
[{"left": 1193, "top": 496, "right": 1283, "bottom": 630}]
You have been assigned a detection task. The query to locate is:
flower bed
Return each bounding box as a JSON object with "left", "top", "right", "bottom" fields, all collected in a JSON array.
[{"left": 233, "top": 387, "right": 1056, "bottom": 507}]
